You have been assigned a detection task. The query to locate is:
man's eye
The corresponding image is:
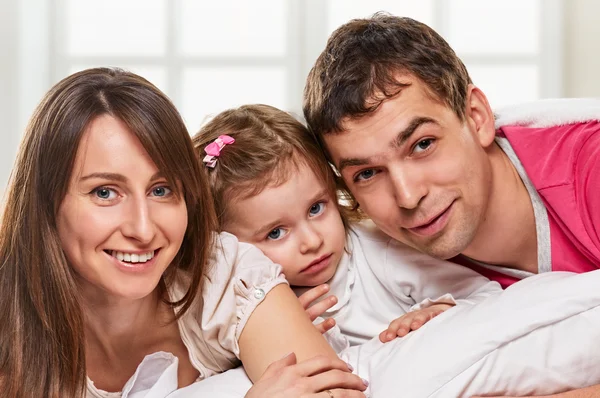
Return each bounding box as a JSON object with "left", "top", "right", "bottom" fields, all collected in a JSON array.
[
  {"left": 414, "top": 139, "right": 433, "bottom": 153},
  {"left": 354, "top": 169, "right": 377, "bottom": 182}
]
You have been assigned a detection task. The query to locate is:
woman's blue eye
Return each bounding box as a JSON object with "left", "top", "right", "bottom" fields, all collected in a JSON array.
[
  {"left": 94, "top": 187, "right": 116, "bottom": 200},
  {"left": 152, "top": 186, "right": 172, "bottom": 197},
  {"left": 309, "top": 202, "right": 325, "bottom": 217},
  {"left": 267, "top": 228, "right": 287, "bottom": 241}
]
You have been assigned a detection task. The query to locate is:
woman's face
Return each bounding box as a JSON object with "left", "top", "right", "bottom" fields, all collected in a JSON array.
[{"left": 57, "top": 115, "right": 188, "bottom": 301}]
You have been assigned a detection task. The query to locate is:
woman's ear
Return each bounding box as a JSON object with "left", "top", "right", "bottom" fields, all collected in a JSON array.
[{"left": 465, "top": 85, "right": 496, "bottom": 148}]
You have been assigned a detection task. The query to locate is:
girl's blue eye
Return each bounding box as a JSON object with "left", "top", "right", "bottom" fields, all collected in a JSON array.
[
  {"left": 94, "top": 187, "right": 117, "bottom": 200},
  {"left": 267, "top": 228, "right": 287, "bottom": 241},
  {"left": 309, "top": 202, "right": 325, "bottom": 217},
  {"left": 152, "top": 186, "right": 171, "bottom": 197}
]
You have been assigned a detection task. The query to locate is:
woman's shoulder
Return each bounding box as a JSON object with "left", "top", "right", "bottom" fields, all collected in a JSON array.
[
  {"left": 172, "top": 233, "right": 288, "bottom": 372},
  {"left": 170, "top": 231, "right": 284, "bottom": 304},
  {"left": 211, "top": 232, "right": 279, "bottom": 273}
]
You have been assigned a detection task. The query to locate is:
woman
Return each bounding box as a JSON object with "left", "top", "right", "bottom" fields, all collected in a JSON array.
[{"left": 0, "top": 68, "right": 367, "bottom": 398}]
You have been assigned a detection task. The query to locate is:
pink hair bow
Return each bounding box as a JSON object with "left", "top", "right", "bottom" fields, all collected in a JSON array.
[{"left": 203, "top": 135, "right": 235, "bottom": 168}]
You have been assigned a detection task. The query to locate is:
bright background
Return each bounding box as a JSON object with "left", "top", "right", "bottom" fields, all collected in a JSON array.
[{"left": 1, "top": 0, "right": 599, "bottom": 194}]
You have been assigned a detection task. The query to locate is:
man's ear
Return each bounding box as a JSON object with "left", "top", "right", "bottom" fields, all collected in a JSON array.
[{"left": 465, "top": 85, "right": 496, "bottom": 148}]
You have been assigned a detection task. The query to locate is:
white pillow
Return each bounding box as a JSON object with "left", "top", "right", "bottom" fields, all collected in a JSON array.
[{"left": 341, "top": 270, "right": 600, "bottom": 397}]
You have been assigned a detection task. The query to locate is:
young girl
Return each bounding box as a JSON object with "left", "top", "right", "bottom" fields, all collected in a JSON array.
[
  {"left": 193, "top": 104, "right": 502, "bottom": 348},
  {"left": 0, "top": 69, "right": 366, "bottom": 398}
]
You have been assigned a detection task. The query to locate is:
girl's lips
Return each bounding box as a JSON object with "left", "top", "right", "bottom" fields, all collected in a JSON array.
[{"left": 301, "top": 253, "right": 333, "bottom": 275}]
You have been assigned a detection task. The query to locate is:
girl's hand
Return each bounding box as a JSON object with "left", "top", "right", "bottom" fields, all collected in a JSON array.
[
  {"left": 298, "top": 284, "right": 338, "bottom": 334},
  {"left": 245, "top": 352, "right": 368, "bottom": 398},
  {"left": 379, "top": 303, "right": 453, "bottom": 342}
]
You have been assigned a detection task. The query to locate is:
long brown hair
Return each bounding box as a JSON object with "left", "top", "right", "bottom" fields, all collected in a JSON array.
[
  {"left": 0, "top": 68, "right": 216, "bottom": 397},
  {"left": 191, "top": 104, "right": 358, "bottom": 230}
]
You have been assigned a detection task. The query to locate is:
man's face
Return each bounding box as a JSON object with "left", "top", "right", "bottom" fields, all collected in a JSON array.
[{"left": 324, "top": 74, "right": 496, "bottom": 259}]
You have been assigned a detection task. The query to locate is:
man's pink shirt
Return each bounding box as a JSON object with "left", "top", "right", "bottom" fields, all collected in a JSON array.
[{"left": 463, "top": 121, "right": 600, "bottom": 288}]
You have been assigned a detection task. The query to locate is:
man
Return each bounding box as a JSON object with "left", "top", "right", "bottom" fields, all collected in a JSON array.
[{"left": 303, "top": 13, "right": 600, "bottom": 398}]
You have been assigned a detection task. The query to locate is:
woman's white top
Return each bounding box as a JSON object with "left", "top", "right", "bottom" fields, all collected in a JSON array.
[{"left": 86, "top": 232, "right": 287, "bottom": 398}]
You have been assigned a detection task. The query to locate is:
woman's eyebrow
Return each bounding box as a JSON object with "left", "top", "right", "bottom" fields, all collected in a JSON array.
[
  {"left": 79, "top": 171, "right": 165, "bottom": 183},
  {"left": 80, "top": 172, "right": 127, "bottom": 182},
  {"left": 149, "top": 171, "right": 166, "bottom": 182}
]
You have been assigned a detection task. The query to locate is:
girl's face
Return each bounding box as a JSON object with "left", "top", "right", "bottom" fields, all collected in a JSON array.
[
  {"left": 57, "top": 115, "right": 188, "bottom": 301},
  {"left": 224, "top": 161, "right": 346, "bottom": 287}
]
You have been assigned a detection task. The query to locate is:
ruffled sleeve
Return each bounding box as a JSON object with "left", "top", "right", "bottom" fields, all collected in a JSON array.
[{"left": 173, "top": 232, "right": 288, "bottom": 379}]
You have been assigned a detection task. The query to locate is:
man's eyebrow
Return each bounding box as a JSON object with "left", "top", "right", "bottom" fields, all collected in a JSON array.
[
  {"left": 337, "top": 157, "right": 370, "bottom": 174},
  {"left": 337, "top": 117, "right": 437, "bottom": 173},
  {"left": 391, "top": 116, "right": 437, "bottom": 148},
  {"left": 338, "top": 116, "right": 437, "bottom": 173}
]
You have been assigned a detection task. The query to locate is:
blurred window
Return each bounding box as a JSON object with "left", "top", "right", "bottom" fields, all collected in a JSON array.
[{"left": 50, "top": 0, "right": 559, "bottom": 130}]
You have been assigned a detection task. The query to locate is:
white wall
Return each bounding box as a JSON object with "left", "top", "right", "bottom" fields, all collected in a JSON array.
[
  {"left": 0, "top": 0, "right": 20, "bottom": 194},
  {"left": 564, "top": 0, "right": 600, "bottom": 97}
]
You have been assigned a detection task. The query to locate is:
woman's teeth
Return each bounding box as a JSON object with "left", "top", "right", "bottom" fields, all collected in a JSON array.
[{"left": 110, "top": 250, "right": 155, "bottom": 263}]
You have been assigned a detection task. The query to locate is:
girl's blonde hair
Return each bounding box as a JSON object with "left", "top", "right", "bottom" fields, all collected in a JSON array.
[
  {"left": 192, "top": 104, "right": 359, "bottom": 229},
  {"left": 0, "top": 68, "right": 217, "bottom": 397}
]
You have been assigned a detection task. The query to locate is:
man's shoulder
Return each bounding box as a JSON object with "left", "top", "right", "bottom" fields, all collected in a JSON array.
[
  {"left": 502, "top": 122, "right": 600, "bottom": 263},
  {"left": 501, "top": 120, "right": 600, "bottom": 152},
  {"left": 500, "top": 121, "right": 600, "bottom": 189},
  {"left": 494, "top": 98, "right": 600, "bottom": 130},
  {"left": 494, "top": 97, "right": 600, "bottom": 160}
]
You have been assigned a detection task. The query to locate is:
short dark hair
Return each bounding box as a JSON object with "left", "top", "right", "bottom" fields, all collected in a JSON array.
[{"left": 303, "top": 13, "right": 472, "bottom": 136}]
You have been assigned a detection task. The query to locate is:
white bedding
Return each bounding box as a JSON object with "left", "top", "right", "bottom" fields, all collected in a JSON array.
[
  {"left": 341, "top": 270, "right": 600, "bottom": 397},
  {"left": 116, "top": 269, "right": 600, "bottom": 397}
]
